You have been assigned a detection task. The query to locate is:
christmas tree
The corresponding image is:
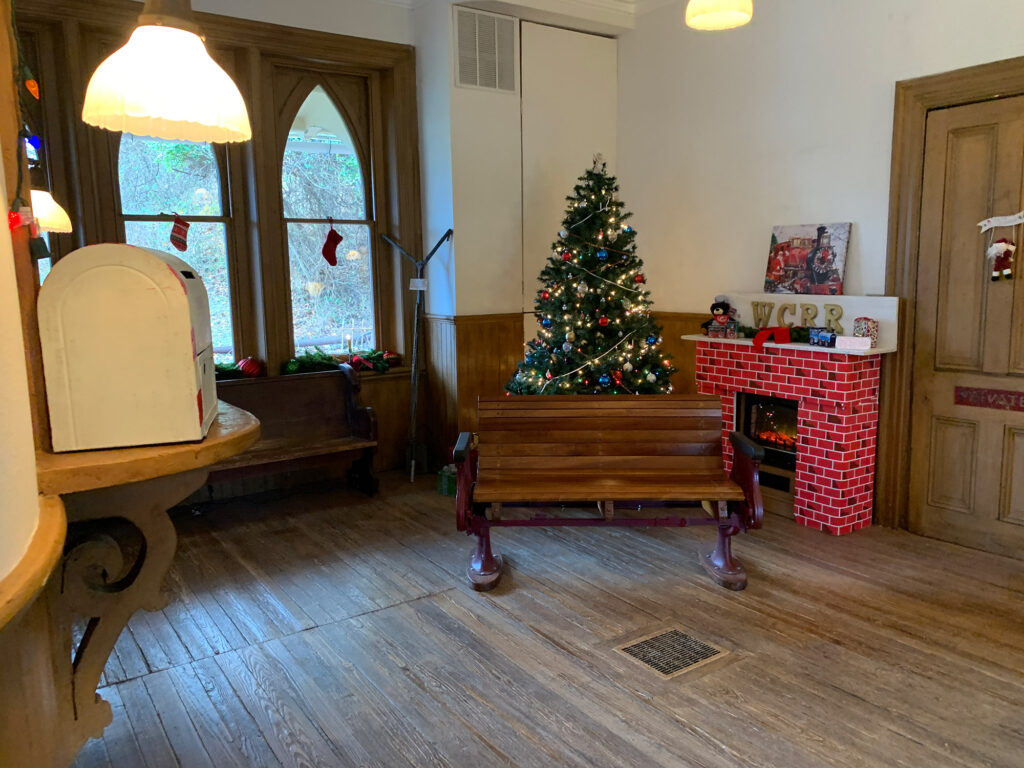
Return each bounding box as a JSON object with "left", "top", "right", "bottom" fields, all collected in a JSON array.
[{"left": 507, "top": 158, "right": 676, "bottom": 395}]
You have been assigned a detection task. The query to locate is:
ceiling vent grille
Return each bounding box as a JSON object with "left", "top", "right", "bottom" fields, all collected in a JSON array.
[{"left": 454, "top": 7, "right": 517, "bottom": 93}]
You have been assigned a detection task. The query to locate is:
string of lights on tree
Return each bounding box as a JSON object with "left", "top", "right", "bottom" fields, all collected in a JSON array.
[{"left": 506, "top": 157, "right": 676, "bottom": 395}]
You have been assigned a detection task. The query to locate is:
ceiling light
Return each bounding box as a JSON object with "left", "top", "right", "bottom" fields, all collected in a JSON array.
[
  {"left": 82, "top": 0, "right": 251, "bottom": 143},
  {"left": 685, "top": 0, "right": 753, "bottom": 31}
]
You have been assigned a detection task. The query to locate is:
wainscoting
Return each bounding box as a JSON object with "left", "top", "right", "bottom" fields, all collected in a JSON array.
[
  {"left": 424, "top": 313, "right": 525, "bottom": 464},
  {"left": 423, "top": 311, "right": 705, "bottom": 467}
]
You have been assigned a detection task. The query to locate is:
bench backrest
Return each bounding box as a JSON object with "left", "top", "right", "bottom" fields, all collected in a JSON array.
[
  {"left": 475, "top": 395, "right": 725, "bottom": 473},
  {"left": 218, "top": 368, "right": 358, "bottom": 442}
]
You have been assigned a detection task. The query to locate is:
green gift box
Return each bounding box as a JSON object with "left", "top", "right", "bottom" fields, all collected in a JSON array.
[{"left": 437, "top": 465, "right": 457, "bottom": 497}]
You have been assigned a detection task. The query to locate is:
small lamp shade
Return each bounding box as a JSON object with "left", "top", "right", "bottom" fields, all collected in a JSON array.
[
  {"left": 685, "top": 0, "right": 753, "bottom": 30},
  {"left": 30, "top": 190, "right": 73, "bottom": 233},
  {"left": 82, "top": 25, "right": 251, "bottom": 143}
]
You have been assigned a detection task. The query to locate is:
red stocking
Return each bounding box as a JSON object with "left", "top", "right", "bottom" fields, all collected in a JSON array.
[
  {"left": 322, "top": 223, "right": 342, "bottom": 266},
  {"left": 169, "top": 214, "right": 189, "bottom": 252}
]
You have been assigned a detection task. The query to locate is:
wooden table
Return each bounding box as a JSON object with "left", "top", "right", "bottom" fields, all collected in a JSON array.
[{"left": 0, "top": 403, "right": 259, "bottom": 768}]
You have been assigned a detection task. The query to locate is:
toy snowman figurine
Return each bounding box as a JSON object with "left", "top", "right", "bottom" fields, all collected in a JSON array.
[{"left": 988, "top": 238, "right": 1016, "bottom": 281}]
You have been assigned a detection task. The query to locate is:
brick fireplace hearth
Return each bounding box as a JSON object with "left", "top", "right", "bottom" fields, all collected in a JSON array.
[{"left": 695, "top": 340, "right": 881, "bottom": 535}]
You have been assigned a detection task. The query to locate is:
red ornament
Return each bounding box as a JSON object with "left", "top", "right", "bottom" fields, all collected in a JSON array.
[
  {"left": 634, "top": 273, "right": 645, "bottom": 283},
  {"left": 598, "top": 316, "right": 610, "bottom": 327},
  {"left": 540, "top": 290, "right": 550, "bottom": 300},
  {"left": 236, "top": 357, "right": 263, "bottom": 377},
  {"left": 561, "top": 251, "right": 572, "bottom": 262},
  {"left": 612, "top": 370, "right": 623, "bottom": 384}
]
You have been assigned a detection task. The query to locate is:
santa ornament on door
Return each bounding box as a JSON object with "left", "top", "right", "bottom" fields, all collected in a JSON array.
[{"left": 978, "top": 210, "right": 1022, "bottom": 281}]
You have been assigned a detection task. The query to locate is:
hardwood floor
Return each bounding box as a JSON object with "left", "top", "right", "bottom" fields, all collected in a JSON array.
[{"left": 71, "top": 474, "right": 1024, "bottom": 768}]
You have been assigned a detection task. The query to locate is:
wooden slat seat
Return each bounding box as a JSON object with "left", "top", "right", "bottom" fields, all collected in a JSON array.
[
  {"left": 453, "top": 394, "right": 765, "bottom": 591},
  {"left": 207, "top": 365, "right": 378, "bottom": 494}
]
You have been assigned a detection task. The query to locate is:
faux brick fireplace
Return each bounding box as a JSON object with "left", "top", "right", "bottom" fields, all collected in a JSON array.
[{"left": 695, "top": 340, "right": 881, "bottom": 535}]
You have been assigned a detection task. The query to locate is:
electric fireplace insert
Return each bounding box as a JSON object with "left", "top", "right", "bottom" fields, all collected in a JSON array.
[{"left": 736, "top": 392, "right": 798, "bottom": 472}]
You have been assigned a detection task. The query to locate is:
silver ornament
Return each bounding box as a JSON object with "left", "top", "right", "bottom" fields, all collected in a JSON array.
[
  {"left": 623, "top": 362, "right": 633, "bottom": 373},
  {"left": 562, "top": 342, "right": 573, "bottom": 352},
  {"left": 559, "top": 229, "right": 568, "bottom": 238},
  {"left": 646, "top": 373, "right": 657, "bottom": 383}
]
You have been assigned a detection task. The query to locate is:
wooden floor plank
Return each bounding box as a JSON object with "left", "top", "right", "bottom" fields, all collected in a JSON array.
[{"left": 72, "top": 474, "right": 1024, "bottom": 768}]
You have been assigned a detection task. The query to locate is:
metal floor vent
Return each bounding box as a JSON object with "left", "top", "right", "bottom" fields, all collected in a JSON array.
[{"left": 616, "top": 629, "right": 726, "bottom": 679}]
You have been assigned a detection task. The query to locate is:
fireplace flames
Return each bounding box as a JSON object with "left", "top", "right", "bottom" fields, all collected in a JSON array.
[{"left": 756, "top": 430, "right": 798, "bottom": 451}]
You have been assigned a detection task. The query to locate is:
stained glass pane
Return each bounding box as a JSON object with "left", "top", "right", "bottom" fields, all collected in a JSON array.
[
  {"left": 288, "top": 222, "right": 374, "bottom": 353},
  {"left": 282, "top": 86, "right": 366, "bottom": 220},
  {"left": 124, "top": 221, "right": 235, "bottom": 362},
  {"left": 118, "top": 135, "right": 222, "bottom": 216}
]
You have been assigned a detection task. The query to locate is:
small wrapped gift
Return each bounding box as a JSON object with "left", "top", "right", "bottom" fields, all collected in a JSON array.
[{"left": 853, "top": 317, "right": 879, "bottom": 348}]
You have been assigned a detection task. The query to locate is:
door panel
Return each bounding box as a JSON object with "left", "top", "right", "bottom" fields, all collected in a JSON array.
[
  {"left": 934, "top": 126, "right": 997, "bottom": 371},
  {"left": 909, "top": 96, "right": 1024, "bottom": 558},
  {"left": 926, "top": 415, "right": 977, "bottom": 513},
  {"left": 1000, "top": 426, "right": 1024, "bottom": 526}
]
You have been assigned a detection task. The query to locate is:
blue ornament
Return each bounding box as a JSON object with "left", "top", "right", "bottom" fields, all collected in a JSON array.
[
  {"left": 646, "top": 335, "right": 658, "bottom": 345},
  {"left": 596, "top": 249, "right": 608, "bottom": 261},
  {"left": 540, "top": 317, "right": 553, "bottom": 328},
  {"left": 598, "top": 374, "right": 611, "bottom": 386},
  {"left": 624, "top": 226, "right": 632, "bottom": 233}
]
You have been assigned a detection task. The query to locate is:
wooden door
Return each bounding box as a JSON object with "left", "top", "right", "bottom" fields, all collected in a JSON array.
[{"left": 909, "top": 96, "right": 1024, "bottom": 558}]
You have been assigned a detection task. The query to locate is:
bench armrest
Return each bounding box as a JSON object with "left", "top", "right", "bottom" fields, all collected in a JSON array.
[
  {"left": 453, "top": 432, "right": 473, "bottom": 463},
  {"left": 728, "top": 431, "right": 765, "bottom": 530}
]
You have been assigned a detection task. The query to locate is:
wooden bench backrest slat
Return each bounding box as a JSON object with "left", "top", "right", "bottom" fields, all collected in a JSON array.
[
  {"left": 478, "top": 455, "right": 725, "bottom": 471},
  {"left": 475, "top": 395, "right": 725, "bottom": 466}
]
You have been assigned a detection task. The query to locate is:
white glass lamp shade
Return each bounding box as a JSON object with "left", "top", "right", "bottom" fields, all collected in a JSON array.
[
  {"left": 30, "top": 190, "right": 73, "bottom": 233},
  {"left": 82, "top": 25, "right": 251, "bottom": 143},
  {"left": 685, "top": 0, "right": 753, "bottom": 30}
]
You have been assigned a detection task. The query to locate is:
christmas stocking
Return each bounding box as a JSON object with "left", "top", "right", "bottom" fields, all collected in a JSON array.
[
  {"left": 170, "top": 214, "right": 190, "bottom": 252},
  {"left": 322, "top": 224, "right": 342, "bottom": 266}
]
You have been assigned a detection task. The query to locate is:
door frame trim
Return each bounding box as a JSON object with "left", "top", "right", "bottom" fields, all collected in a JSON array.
[{"left": 879, "top": 55, "right": 1024, "bottom": 529}]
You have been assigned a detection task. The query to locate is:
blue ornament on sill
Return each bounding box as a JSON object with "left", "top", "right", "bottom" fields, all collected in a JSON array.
[
  {"left": 598, "top": 374, "right": 611, "bottom": 386},
  {"left": 596, "top": 249, "right": 608, "bottom": 261},
  {"left": 541, "top": 317, "right": 552, "bottom": 328},
  {"left": 646, "top": 335, "right": 657, "bottom": 345}
]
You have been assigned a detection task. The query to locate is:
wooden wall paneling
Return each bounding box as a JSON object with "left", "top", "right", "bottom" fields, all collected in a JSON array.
[
  {"left": 425, "top": 314, "right": 458, "bottom": 465},
  {"left": 454, "top": 313, "right": 524, "bottom": 433},
  {"left": 881, "top": 55, "right": 1024, "bottom": 529},
  {"left": 654, "top": 311, "right": 706, "bottom": 395},
  {"left": 3, "top": 1, "right": 49, "bottom": 449}
]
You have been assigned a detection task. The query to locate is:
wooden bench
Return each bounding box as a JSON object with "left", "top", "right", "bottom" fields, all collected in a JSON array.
[
  {"left": 208, "top": 364, "right": 378, "bottom": 494},
  {"left": 453, "top": 395, "right": 765, "bottom": 590}
]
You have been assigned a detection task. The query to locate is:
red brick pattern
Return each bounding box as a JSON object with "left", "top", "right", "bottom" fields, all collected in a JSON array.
[{"left": 696, "top": 342, "right": 881, "bottom": 535}]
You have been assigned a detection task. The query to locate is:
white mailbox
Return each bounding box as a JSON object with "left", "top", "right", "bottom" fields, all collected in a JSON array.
[{"left": 39, "top": 243, "right": 218, "bottom": 452}]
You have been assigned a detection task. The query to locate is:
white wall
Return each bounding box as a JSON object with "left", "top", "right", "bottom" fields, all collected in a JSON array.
[
  {"left": 195, "top": 0, "right": 414, "bottom": 44},
  {"left": 618, "top": 0, "right": 1024, "bottom": 313},
  {"left": 450, "top": 56, "right": 524, "bottom": 315},
  {"left": 521, "top": 22, "right": 617, "bottom": 339},
  {"left": 415, "top": 0, "right": 457, "bottom": 316},
  {"left": 0, "top": 164, "right": 40, "bottom": 580}
]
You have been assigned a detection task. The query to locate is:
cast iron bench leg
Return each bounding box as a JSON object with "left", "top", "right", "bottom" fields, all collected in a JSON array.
[
  {"left": 701, "top": 514, "right": 747, "bottom": 591},
  {"left": 467, "top": 512, "right": 502, "bottom": 591}
]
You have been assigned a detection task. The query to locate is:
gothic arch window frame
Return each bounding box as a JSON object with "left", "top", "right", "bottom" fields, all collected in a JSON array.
[{"left": 276, "top": 75, "right": 380, "bottom": 356}]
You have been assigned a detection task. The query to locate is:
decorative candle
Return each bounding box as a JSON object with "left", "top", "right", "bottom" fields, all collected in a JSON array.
[{"left": 345, "top": 334, "right": 352, "bottom": 354}]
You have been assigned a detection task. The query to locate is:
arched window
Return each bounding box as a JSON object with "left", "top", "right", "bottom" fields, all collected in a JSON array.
[
  {"left": 117, "top": 135, "right": 236, "bottom": 361},
  {"left": 282, "top": 85, "right": 374, "bottom": 354}
]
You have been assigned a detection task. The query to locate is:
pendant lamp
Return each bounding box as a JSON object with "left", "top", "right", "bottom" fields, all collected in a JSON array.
[
  {"left": 82, "top": 0, "right": 251, "bottom": 143},
  {"left": 685, "top": 0, "right": 753, "bottom": 31},
  {"left": 29, "top": 190, "right": 73, "bottom": 234}
]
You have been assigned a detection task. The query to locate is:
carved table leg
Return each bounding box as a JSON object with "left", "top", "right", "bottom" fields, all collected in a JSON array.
[{"left": 50, "top": 468, "right": 208, "bottom": 762}]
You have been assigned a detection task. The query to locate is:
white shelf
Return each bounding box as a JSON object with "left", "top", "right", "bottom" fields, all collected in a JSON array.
[{"left": 680, "top": 334, "right": 897, "bottom": 357}]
